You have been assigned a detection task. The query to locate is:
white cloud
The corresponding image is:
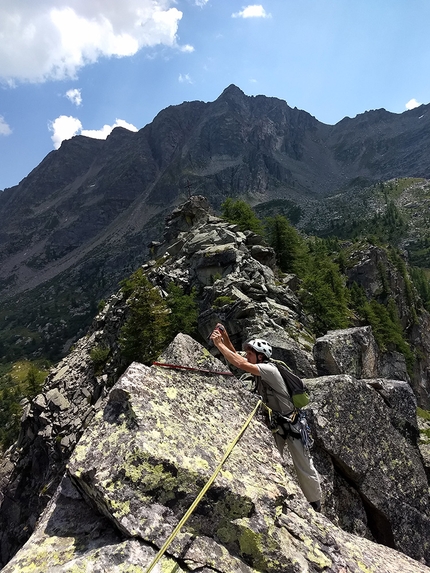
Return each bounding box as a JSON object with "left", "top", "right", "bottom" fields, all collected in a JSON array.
[
  {"left": 232, "top": 5, "right": 271, "bottom": 18},
  {"left": 0, "top": 1, "right": 184, "bottom": 83},
  {"left": 82, "top": 119, "right": 138, "bottom": 139},
  {"left": 49, "top": 115, "right": 82, "bottom": 149},
  {"left": 180, "top": 44, "right": 195, "bottom": 53},
  {"left": 49, "top": 115, "right": 138, "bottom": 149},
  {"left": 66, "top": 88, "right": 82, "bottom": 106},
  {"left": 405, "top": 98, "right": 422, "bottom": 110},
  {"left": 0, "top": 115, "right": 12, "bottom": 136},
  {"left": 195, "top": 0, "right": 209, "bottom": 5},
  {"left": 178, "top": 73, "right": 193, "bottom": 84}
]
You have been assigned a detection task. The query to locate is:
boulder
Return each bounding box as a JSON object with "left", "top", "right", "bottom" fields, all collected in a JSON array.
[
  {"left": 378, "top": 350, "right": 410, "bottom": 382},
  {"left": 258, "top": 327, "right": 316, "bottom": 378},
  {"left": 365, "top": 378, "right": 419, "bottom": 444},
  {"left": 307, "top": 374, "right": 430, "bottom": 563},
  {"left": 313, "top": 326, "right": 379, "bottom": 378}
]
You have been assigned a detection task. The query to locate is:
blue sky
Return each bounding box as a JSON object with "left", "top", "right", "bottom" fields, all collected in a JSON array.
[{"left": 0, "top": 0, "right": 429, "bottom": 191}]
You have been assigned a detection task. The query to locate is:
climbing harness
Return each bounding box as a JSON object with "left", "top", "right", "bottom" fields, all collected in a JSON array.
[
  {"left": 153, "top": 362, "right": 234, "bottom": 376},
  {"left": 298, "top": 410, "right": 315, "bottom": 455},
  {"left": 269, "top": 409, "right": 314, "bottom": 455},
  {"left": 251, "top": 367, "right": 314, "bottom": 454},
  {"left": 144, "top": 398, "right": 262, "bottom": 573}
]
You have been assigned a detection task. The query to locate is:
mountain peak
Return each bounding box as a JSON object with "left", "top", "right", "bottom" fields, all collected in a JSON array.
[{"left": 217, "top": 83, "right": 246, "bottom": 101}]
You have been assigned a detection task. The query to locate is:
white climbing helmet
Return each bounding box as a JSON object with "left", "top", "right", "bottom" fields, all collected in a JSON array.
[{"left": 243, "top": 338, "right": 272, "bottom": 359}]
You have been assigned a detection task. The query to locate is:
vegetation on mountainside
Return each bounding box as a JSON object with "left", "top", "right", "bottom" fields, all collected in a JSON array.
[
  {"left": 299, "top": 240, "right": 351, "bottom": 336},
  {"left": 0, "top": 211, "right": 166, "bottom": 367},
  {"left": 221, "top": 198, "right": 264, "bottom": 235},
  {"left": 325, "top": 196, "right": 408, "bottom": 246},
  {"left": 166, "top": 282, "right": 199, "bottom": 336},
  {"left": 254, "top": 198, "right": 302, "bottom": 225},
  {"left": 350, "top": 285, "right": 414, "bottom": 370},
  {"left": 308, "top": 178, "right": 430, "bottom": 267},
  {"left": 417, "top": 408, "right": 430, "bottom": 444},
  {"left": 265, "top": 214, "right": 308, "bottom": 276},
  {"left": 1, "top": 186, "right": 429, "bottom": 451},
  {"left": 119, "top": 269, "right": 199, "bottom": 366},
  {"left": 0, "top": 361, "right": 49, "bottom": 450},
  {"left": 410, "top": 267, "right": 430, "bottom": 312},
  {"left": 0, "top": 274, "right": 100, "bottom": 364},
  {"left": 221, "top": 198, "right": 419, "bottom": 366},
  {"left": 89, "top": 345, "right": 111, "bottom": 375}
]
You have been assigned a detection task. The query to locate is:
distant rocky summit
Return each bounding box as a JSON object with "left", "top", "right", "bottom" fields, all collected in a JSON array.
[{"left": 1, "top": 198, "right": 429, "bottom": 571}]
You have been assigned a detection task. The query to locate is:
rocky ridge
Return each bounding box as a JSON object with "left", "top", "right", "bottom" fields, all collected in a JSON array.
[
  {"left": 2, "top": 86, "right": 430, "bottom": 364},
  {"left": 0, "top": 197, "right": 429, "bottom": 571}
]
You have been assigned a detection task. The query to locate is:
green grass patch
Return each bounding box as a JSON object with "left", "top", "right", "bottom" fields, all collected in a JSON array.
[{"left": 417, "top": 407, "right": 430, "bottom": 421}]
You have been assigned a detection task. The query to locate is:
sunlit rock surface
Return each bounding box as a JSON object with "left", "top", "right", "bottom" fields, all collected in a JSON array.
[{"left": 4, "top": 334, "right": 430, "bottom": 572}]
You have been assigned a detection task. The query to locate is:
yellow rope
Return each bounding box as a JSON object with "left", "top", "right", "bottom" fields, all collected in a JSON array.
[{"left": 144, "top": 398, "right": 262, "bottom": 573}]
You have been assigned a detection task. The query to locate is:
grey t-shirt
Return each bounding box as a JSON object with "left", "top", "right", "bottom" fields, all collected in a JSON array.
[{"left": 256, "top": 362, "right": 294, "bottom": 414}]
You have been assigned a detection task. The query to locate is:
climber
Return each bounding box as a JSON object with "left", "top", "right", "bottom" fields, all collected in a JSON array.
[{"left": 210, "top": 324, "right": 322, "bottom": 512}]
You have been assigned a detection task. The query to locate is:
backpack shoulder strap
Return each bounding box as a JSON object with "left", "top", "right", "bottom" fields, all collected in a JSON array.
[
  {"left": 269, "top": 359, "right": 310, "bottom": 409},
  {"left": 259, "top": 361, "right": 292, "bottom": 401}
]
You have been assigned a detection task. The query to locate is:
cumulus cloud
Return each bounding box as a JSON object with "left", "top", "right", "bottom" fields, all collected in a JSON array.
[
  {"left": 66, "top": 88, "right": 82, "bottom": 106},
  {"left": 49, "top": 115, "right": 82, "bottom": 149},
  {"left": 232, "top": 5, "right": 271, "bottom": 18},
  {"left": 0, "top": 1, "right": 185, "bottom": 83},
  {"left": 81, "top": 119, "right": 138, "bottom": 139},
  {"left": 0, "top": 115, "right": 12, "bottom": 136},
  {"left": 49, "top": 115, "right": 138, "bottom": 149},
  {"left": 405, "top": 98, "right": 422, "bottom": 110}
]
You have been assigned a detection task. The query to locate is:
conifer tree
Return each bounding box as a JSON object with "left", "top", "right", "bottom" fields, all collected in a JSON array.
[
  {"left": 411, "top": 267, "right": 430, "bottom": 311},
  {"left": 221, "top": 198, "right": 264, "bottom": 234},
  {"left": 119, "top": 271, "right": 200, "bottom": 366},
  {"left": 300, "top": 241, "right": 350, "bottom": 335},
  {"left": 120, "top": 270, "right": 170, "bottom": 365},
  {"left": 265, "top": 214, "right": 308, "bottom": 276},
  {"left": 166, "top": 283, "right": 199, "bottom": 337}
]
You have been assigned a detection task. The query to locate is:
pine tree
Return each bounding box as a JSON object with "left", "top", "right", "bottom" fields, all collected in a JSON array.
[
  {"left": 300, "top": 247, "right": 350, "bottom": 336},
  {"left": 120, "top": 270, "right": 170, "bottom": 365},
  {"left": 26, "top": 364, "right": 43, "bottom": 396},
  {"left": 265, "top": 215, "right": 308, "bottom": 276},
  {"left": 166, "top": 283, "right": 199, "bottom": 337},
  {"left": 221, "top": 198, "right": 264, "bottom": 234}
]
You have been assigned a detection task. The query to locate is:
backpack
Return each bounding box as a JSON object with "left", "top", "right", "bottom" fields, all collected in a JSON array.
[{"left": 270, "top": 359, "right": 310, "bottom": 409}]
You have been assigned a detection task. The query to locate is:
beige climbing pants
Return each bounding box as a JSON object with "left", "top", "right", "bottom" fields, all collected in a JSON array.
[{"left": 274, "top": 432, "right": 322, "bottom": 503}]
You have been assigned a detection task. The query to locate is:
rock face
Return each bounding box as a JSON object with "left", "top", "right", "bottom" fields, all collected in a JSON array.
[
  {"left": 312, "top": 325, "right": 430, "bottom": 561},
  {"left": 313, "top": 326, "right": 380, "bottom": 379},
  {"left": 309, "top": 375, "right": 429, "bottom": 562},
  {"left": 0, "top": 196, "right": 316, "bottom": 565},
  {"left": 1, "top": 198, "right": 429, "bottom": 571},
  {"left": 313, "top": 326, "right": 410, "bottom": 383},
  {"left": 3, "top": 334, "right": 430, "bottom": 573},
  {"left": 146, "top": 197, "right": 316, "bottom": 379},
  {"left": 345, "top": 243, "right": 430, "bottom": 408}
]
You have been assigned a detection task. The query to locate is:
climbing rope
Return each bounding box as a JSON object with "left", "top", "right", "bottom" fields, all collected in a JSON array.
[
  {"left": 144, "top": 398, "right": 262, "bottom": 573},
  {"left": 153, "top": 361, "right": 234, "bottom": 376}
]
